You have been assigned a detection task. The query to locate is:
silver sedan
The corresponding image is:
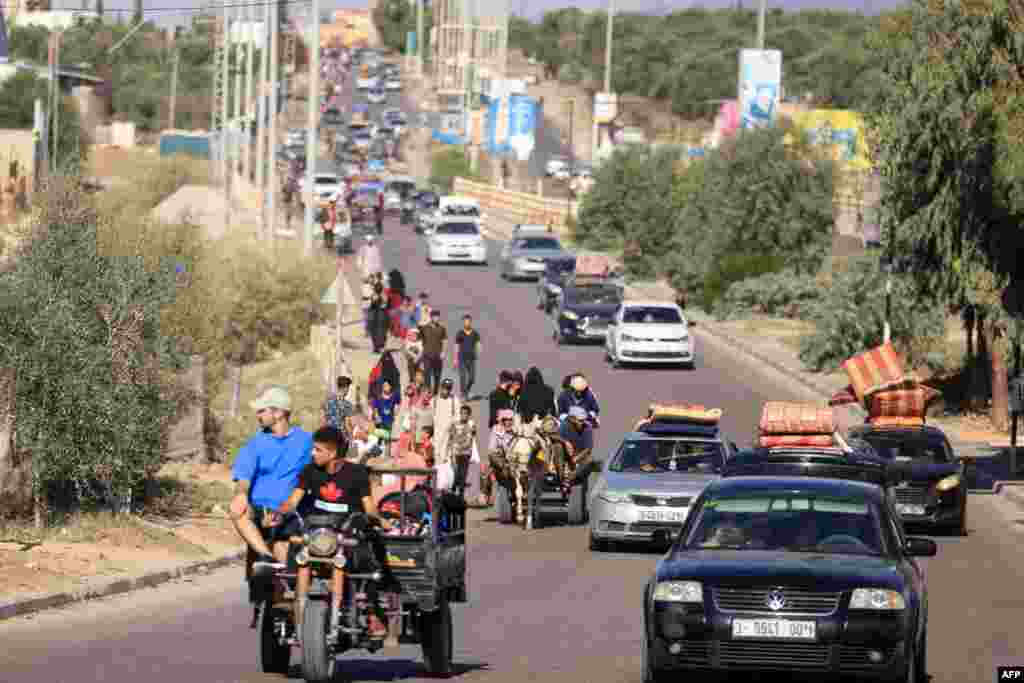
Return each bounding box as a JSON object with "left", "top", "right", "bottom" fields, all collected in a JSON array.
[
  {"left": 588, "top": 432, "right": 731, "bottom": 551},
  {"left": 499, "top": 233, "right": 574, "bottom": 281}
]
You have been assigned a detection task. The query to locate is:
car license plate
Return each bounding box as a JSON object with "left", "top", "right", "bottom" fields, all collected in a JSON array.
[
  {"left": 896, "top": 504, "right": 926, "bottom": 515},
  {"left": 586, "top": 327, "right": 606, "bottom": 337},
  {"left": 639, "top": 510, "right": 687, "bottom": 523},
  {"left": 449, "top": 252, "right": 469, "bottom": 258},
  {"left": 732, "top": 619, "right": 816, "bottom": 640}
]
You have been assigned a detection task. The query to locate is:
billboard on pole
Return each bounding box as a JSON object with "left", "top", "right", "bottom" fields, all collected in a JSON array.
[
  {"left": 507, "top": 94, "right": 538, "bottom": 161},
  {"left": 738, "top": 49, "right": 782, "bottom": 130}
]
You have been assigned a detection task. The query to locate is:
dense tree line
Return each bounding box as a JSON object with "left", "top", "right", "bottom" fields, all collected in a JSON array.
[
  {"left": 372, "top": 0, "right": 433, "bottom": 57},
  {"left": 6, "top": 18, "right": 238, "bottom": 132},
  {"left": 510, "top": 8, "right": 884, "bottom": 116}
]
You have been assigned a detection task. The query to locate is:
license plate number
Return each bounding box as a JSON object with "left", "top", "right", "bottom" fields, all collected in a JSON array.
[
  {"left": 732, "top": 619, "right": 816, "bottom": 640},
  {"left": 639, "top": 510, "right": 687, "bottom": 523},
  {"left": 449, "top": 252, "right": 469, "bottom": 258},
  {"left": 896, "top": 504, "right": 926, "bottom": 515}
]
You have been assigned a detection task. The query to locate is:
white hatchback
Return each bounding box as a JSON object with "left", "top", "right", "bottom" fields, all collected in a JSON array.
[
  {"left": 426, "top": 221, "right": 488, "bottom": 265},
  {"left": 606, "top": 301, "right": 694, "bottom": 368}
]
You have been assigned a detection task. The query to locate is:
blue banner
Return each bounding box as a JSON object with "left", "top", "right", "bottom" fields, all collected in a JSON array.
[
  {"left": 405, "top": 31, "right": 416, "bottom": 54},
  {"left": 432, "top": 129, "right": 464, "bottom": 145},
  {"left": 482, "top": 96, "right": 504, "bottom": 155},
  {"left": 506, "top": 95, "right": 538, "bottom": 160}
]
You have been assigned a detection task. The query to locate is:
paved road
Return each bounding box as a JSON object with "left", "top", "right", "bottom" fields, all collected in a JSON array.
[
  {"left": 4, "top": 62, "right": 1020, "bottom": 683},
  {"left": 4, "top": 209, "right": 1022, "bottom": 683}
]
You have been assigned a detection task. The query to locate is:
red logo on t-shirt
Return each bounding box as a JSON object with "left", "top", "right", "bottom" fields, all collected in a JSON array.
[{"left": 320, "top": 481, "right": 342, "bottom": 502}]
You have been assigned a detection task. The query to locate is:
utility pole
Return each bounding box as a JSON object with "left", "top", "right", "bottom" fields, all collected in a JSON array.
[
  {"left": 603, "top": 0, "right": 614, "bottom": 94},
  {"left": 756, "top": 0, "right": 767, "bottom": 49},
  {"left": 256, "top": 0, "right": 270, "bottom": 235},
  {"left": 168, "top": 48, "right": 180, "bottom": 130},
  {"left": 221, "top": 0, "right": 231, "bottom": 232},
  {"left": 267, "top": 0, "right": 280, "bottom": 241},
  {"left": 50, "top": 32, "right": 62, "bottom": 173},
  {"left": 242, "top": 1, "right": 256, "bottom": 182},
  {"left": 303, "top": 0, "right": 320, "bottom": 255},
  {"left": 416, "top": 0, "right": 424, "bottom": 77},
  {"left": 566, "top": 97, "right": 575, "bottom": 223},
  {"left": 232, "top": 6, "right": 244, "bottom": 187}
]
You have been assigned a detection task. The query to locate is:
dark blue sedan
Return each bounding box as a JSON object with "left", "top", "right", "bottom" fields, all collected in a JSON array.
[{"left": 642, "top": 476, "right": 935, "bottom": 682}]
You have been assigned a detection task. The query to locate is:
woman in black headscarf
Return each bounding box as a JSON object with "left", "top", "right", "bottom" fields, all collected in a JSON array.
[
  {"left": 518, "top": 366, "right": 556, "bottom": 426},
  {"left": 368, "top": 283, "right": 390, "bottom": 353},
  {"left": 368, "top": 350, "right": 402, "bottom": 402}
]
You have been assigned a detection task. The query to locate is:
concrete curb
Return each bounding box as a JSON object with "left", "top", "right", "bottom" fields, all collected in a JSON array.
[{"left": 0, "top": 550, "right": 245, "bottom": 622}]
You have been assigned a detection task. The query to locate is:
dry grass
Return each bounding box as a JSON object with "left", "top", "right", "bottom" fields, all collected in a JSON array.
[{"left": 0, "top": 510, "right": 207, "bottom": 556}]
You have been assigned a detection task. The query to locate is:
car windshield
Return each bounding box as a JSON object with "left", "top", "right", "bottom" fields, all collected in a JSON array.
[
  {"left": 684, "top": 491, "right": 885, "bottom": 555},
  {"left": 567, "top": 286, "right": 621, "bottom": 305},
  {"left": 857, "top": 434, "right": 952, "bottom": 464},
  {"left": 547, "top": 261, "right": 575, "bottom": 276},
  {"left": 514, "top": 237, "right": 562, "bottom": 250},
  {"left": 437, "top": 223, "right": 479, "bottom": 236},
  {"left": 442, "top": 205, "right": 479, "bottom": 217},
  {"left": 612, "top": 439, "right": 725, "bottom": 474},
  {"left": 315, "top": 177, "right": 338, "bottom": 185},
  {"left": 623, "top": 307, "right": 682, "bottom": 324}
]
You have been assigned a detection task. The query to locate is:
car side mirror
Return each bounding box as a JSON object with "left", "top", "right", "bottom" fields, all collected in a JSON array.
[{"left": 904, "top": 537, "right": 937, "bottom": 557}]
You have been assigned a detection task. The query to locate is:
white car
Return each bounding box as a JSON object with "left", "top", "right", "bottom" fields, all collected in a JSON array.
[
  {"left": 302, "top": 172, "right": 344, "bottom": 206},
  {"left": 545, "top": 156, "right": 570, "bottom": 178},
  {"left": 367, "top": 87, "right": 386, "bottom": 104},
  {"left": 426, "top": 221, "right": 488, "bottom": 265},
  {"left": 421, "top": 195, "right": 483, "bottom": 233},
  {"left": 385, "top": 78, "right": 402, "bottom": 91},
  {"left": 356, "top": 76, "right": 377, "bottom": 90},
  {"left": 606, "top": 301, "right": 695, "bottom": 369}
]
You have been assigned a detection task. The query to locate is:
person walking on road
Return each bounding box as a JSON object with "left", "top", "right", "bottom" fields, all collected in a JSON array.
[
  {"left": 321, "top": 375, "right": 355, "bottom": 438},
  {"left": 358, "top": 234, "right": 382, "bottom": 280},
  {"left": 402, "top": 328, "right": 424, "bottom": 380},
  {"left": 414, "top": 292, "right": 432, "bottom": 326},
  {"left": 453, "top": 314, "right": 481, "bottom": 401},
  {"left": 367, "top": 284, "right": 389, "bottom": 353},
  {"left": 432, "top": 377, "right": 462, "bottom": 466},
  {"left": 418, "top": 309, "right": 447, "bottom": 395}
]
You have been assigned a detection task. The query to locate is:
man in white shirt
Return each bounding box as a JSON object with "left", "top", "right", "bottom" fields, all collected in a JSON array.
[{"left": 358, "top": 234, "right": 382, "bottom": 279}]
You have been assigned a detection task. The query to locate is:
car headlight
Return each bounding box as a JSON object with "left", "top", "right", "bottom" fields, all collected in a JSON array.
[
  {"left": 598, "top": 489, "right": 630, "bottom": 504},
  {"left": 515, "top": 257, "right": 532, "bottom": 269},
  {"left": 935, "top": 474, "right": 961, "bottom": 492},
  {"left": 562, "top": 310, "right": 579, "bottom": 321},
  {"left": 307, "top": 528, "right": 339, "bottom": 557},
  {"left": 653, "top": 581, "right": 703, "bottom": 603},
  {"left": 849, "top": 588, "right": 906, "bottom": 610}
]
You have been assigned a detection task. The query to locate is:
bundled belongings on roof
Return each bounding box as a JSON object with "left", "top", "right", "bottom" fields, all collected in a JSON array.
[
  {"left": 575, "top": 253, "right": 615, "bottom": 277},
  {"left": 650, "top": 403, "right": 722, "bottom": 424},
  {"left": 758, "top": 401, "right": 841, "bottom": 448},
  {"left": 828, "top": 342, "right": 941, "bottom": 426}
]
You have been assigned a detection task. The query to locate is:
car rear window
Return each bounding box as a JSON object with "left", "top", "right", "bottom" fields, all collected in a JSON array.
[
  {"left": 623, "top": 307, "right": 682, "bottom": 324},
  {"left": 514, "top": 238, "right": 561, "bottom": 250},
  {"left": 436, "top": 223, "right": 479, "bottom": 236}
]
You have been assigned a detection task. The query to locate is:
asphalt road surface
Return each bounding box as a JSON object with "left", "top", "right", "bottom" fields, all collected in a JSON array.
[{"left": 4, "top": 210, "right": 1022, "bottom": 683}]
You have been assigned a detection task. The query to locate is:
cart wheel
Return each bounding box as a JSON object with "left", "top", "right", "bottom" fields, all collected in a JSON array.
[
  {"left": 420, "top": 596, "right": 453, "bottom": 676},
  {"left": 259, "top": 601, "right": 291, "bottom": 675},
  {"left": 300, "top": 600, "right": 334, "bottom": 682},
  {"left": 567, "top": 484, "right": 586, "bottom": 525},
  {"left": 495, "top": 487, "right": 513, "bottom": 523}
]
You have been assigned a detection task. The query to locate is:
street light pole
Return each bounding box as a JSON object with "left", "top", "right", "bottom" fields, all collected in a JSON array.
[
  {"left": 603, "top": 0, "right": 614, "bottom": 94},
  {"left": 257, "top": 0, "right": 270, "bottom": 233},
  {"left": 303, "top": 0, "right": 321, "bottom": 255},
  {"left": 242, "top": 1, "right": 256, "bottom": 181},
  {"left": 416, "top": 0, "right": 424, "bottom": 77},
  {"left": 221, "top": 0, "right": 231, "bottom": 232},
  {"left": 267, "top": 0, "right": 280, "bottom": 242},
  {"left": 756, "top": 0, "right": 767, "bottom": 49}
]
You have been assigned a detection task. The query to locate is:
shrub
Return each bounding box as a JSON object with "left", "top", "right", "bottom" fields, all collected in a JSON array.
[
  {"left": 699, "top": 252, "right": 785, "bottom": 313},
  {"left": 715, "top": 269, "right": 821, "bottom": 320},
  {"left": 798, "top": 255, "right": 946, "bottom": 371},
  {"left": 429, "top": 146, "right": 478, "bottom": 193},
  {"left": 0, "top": 178, "right": 188, "bottom": 517}
]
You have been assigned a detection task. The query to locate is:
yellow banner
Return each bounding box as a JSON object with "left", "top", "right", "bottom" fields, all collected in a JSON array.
[{"left": 785, "top": 109, "right": 872, "bottom": 171}]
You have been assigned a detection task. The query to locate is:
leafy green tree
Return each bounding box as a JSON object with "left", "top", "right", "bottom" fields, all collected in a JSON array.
[
  {"left": 0, "top": 182, "right": 188, "bottom": 519},
  {"left": 372, "top": 0, "right": 432, "bottom": 56},
  {"left": 573, "top": 144, "right": 683, "bottom": 279},
  {"left": 664, "top": 126, "right": 835, "bottom": 300},
  {"left": 865, "top": 0, "right": 1024, "bottom": 426},
  {"left": 7, "top": 25, "right": 50, "bottom": 64},
  {"left": 429, "top": 146, "right": 478, "bottom": 192},
  {"left": 0, "top": 71, "right": 90, "bottom": 172}
]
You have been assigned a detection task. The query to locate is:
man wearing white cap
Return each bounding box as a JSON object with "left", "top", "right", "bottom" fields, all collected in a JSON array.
[
  {"left": 230, "top": 386, "right": 314, "bottom": 575},
  {"left": 358, "top": 233, "right": 383, "bottom": 280}
]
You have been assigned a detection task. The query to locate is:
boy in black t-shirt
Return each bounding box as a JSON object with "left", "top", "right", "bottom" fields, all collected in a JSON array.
[{"left": 280, "top": 427, "right": 392, "bottom": 640}]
